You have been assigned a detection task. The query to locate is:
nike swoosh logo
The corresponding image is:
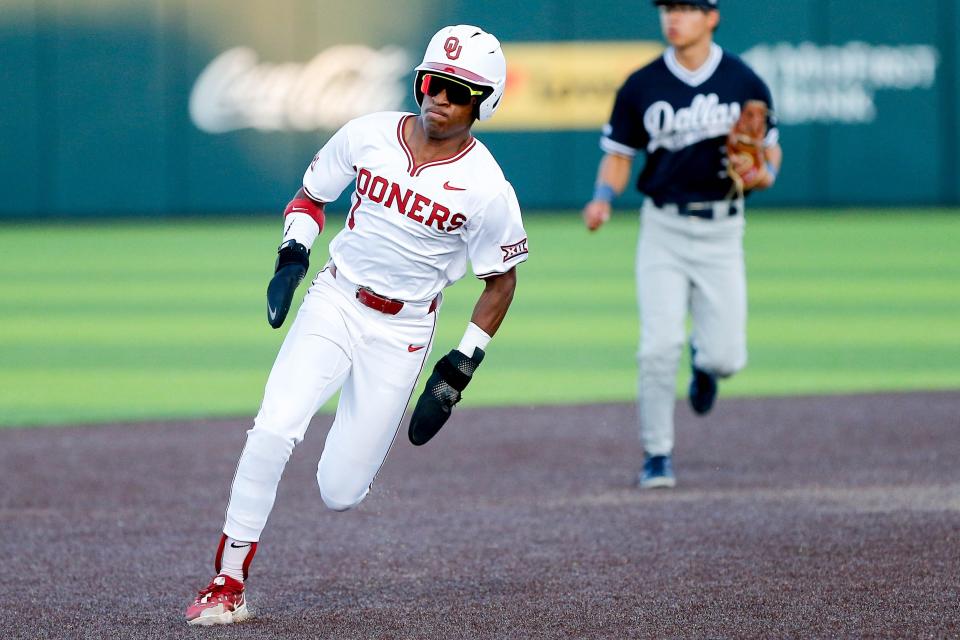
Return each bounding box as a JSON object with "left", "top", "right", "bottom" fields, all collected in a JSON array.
[
  {"left": 442, "top": 181, "right": 466, "bottom": 191},
  {"left": 408, "top": 344, "right": 425, "bottom": 352},
  {"left": 268, "top": 306, "right": 278, "bottom": 321},
  {"left": 230, "top": 542, "right": 251, "bottom": 549}
]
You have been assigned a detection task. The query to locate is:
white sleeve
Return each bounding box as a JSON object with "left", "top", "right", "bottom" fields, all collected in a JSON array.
[
  {"left": 302, "top": 121, "right": 356, "bottom": 202},
  {"left": 281, "top": 212, "right": 321, "bottom": 249},
  {"left": 464, "top": 181, "right": 529, "bottom": 278}
]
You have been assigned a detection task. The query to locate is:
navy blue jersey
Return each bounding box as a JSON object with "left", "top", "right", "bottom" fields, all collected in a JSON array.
[{"left": 601, "top": 44, "right": 777, "bottom": 205}]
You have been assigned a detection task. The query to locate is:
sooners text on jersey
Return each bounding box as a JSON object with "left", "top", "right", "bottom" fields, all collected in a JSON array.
[{"left": 355, "top": 168, "right": 466, "bottom": 233}]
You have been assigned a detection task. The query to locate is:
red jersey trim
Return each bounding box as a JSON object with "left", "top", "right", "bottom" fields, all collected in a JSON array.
[
  {"left": 397, "top": 115, "right": 414, "bottom": 175},
  {"left": 396, "top": 114, "right": 477, "bottom": 177},
  {"left": 347, "top": 193, "right": 362, "bottom": 230}
]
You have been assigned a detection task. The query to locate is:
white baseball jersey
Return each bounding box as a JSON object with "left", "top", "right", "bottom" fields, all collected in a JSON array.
[
  {"left": 301, "top": 111, "right": 528, "bottom": 302},
  {"left": 221, "top": 112, "right": 528, "bottom": 544}
]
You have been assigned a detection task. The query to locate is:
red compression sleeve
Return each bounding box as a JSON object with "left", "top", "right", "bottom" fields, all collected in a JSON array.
[{"left": 283, "top": 189, "right": 325, "bottom": 232}]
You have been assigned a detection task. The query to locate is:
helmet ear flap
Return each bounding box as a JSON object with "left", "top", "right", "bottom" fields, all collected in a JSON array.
[{"left": 471, "top": 87, "right": 494, "bottom": 121}]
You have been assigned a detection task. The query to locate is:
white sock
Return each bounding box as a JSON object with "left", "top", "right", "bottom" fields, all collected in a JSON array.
[{"left": 219, "top": 536, "right": 256, "bottom": 582}]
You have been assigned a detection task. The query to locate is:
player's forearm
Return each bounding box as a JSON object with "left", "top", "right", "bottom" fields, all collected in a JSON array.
[
  {"left": 595, "top": 153, "right": 633, "bottom": 197},
  {"left": 584, "top": 154, "right": 630, "bottom": 230},
  {"left": 765, "top": 143, "right": 783, "bottom": 174},
  {"left": 754, "top": 143, "right": 783, "bottom": 191},
  {"left": 469, "top": 268, "right": 517, "bottom": 337}
]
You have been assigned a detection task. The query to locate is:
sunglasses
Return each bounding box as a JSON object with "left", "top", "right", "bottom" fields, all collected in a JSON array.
[{"left": 420, "top": 73, "right": 484, "bottom": 106}]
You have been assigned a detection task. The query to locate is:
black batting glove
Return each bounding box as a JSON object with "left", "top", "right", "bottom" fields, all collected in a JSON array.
[
  {"left": 266, "top": 240, "right": 309, "bottom": 329},
  {"left": 408, "top": 347, "right": 484, "bottom": 446}
]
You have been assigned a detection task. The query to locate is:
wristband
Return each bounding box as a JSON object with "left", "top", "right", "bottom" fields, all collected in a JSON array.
[
  {"left": 765, "top": 162, "right": 778, "bottom": 181},
  {"left": 457, "top": 322, "right": 492, "bottom": 359},
  {"left": 275, "top": 240, "right": 310, "bottom": 271},
  {"left": 592, "top": 183, "right": 617, "bottom": 204}
]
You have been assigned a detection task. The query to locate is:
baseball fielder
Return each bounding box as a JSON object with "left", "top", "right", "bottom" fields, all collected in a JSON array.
[
  {"left": 582, "top": 0, "right": 782, "bottom": 488},
  {"left": 185, "top": 25, "right": 527, "bottom": 625}
]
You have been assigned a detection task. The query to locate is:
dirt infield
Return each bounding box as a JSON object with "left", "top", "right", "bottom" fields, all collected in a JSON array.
[{"left": 2, "top": 391, "right": 958, "bottom": 639}]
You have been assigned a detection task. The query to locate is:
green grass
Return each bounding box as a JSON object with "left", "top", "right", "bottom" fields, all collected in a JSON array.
[{"left": 1, "top": 209, "right": 958, "bottom": 427}]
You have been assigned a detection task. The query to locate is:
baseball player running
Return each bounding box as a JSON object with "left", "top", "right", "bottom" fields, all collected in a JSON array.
[
  {"left": 582, "top": 0, "right": 782, "bottom": 489},
  {"left": 184, "top": 25, "right": 527, "bottom": 625}
]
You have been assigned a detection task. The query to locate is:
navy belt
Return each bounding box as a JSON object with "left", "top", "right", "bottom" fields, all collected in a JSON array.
[{"left": 655, "top": 200, "right": 741, "bottom": 219}]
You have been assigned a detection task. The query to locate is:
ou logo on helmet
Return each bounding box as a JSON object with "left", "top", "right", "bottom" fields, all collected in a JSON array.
[{"left": 444, "top": 37, "right": 462, "bottom": 60}]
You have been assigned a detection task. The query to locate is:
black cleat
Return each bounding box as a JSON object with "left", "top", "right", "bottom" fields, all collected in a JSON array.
[
  {"left": 688, "top": 343, "right": 718, "bottom": 415},
  {"left": 688, "top": 365, "right": 718, "bottom": 415}
]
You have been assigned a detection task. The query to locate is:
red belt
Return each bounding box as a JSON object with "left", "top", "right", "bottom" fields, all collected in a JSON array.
[{"left": 331, "top": 266, "right": 438, "bottom": 316}]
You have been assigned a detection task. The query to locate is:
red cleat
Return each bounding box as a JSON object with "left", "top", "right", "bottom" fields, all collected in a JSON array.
[{"left": 184, "top": 574, "right": 251, "bottom": 626}]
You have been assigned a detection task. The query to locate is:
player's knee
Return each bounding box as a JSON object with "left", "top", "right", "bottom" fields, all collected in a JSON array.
[
  {"left": 318, "top": 483, "right": 368, "bottom": 512},
  {"left": 252, "top": 404, "right": 310, "bottom": 445},
  {"left": 245, "top": 426, "right": 298, "bottom": 459},
  {"left": 316, "top": 467, "right": 370, "bottom": 512},
  {"left": 254, "top": 413, "right": 310, "bottom": 440},
  {"left": 697, "top": 351, "right": 747, "bottom": 378},
  {"left": 319, "top": 491, "right": 359, "bottom": 512},
  {"left": 639, "top": 338, "right": 685, "bottom": 371}
]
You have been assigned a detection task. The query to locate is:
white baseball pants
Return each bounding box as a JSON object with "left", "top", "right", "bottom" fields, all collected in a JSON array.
[
  {"left": 223, "top": 266, "right": 437, "bottom": 542},
  {"left": 636, "top": 198, "right": 747, "bottom": 456}
]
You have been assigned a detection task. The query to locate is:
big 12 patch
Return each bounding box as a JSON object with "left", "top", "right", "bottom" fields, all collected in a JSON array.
[{"left": 501, "top": 238, "right": 528, "bottom": 262}]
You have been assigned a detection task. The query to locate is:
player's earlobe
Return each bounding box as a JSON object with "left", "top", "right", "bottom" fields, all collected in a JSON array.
[{"left": 709, "top": 11, "right": 720, "bottom": 32}]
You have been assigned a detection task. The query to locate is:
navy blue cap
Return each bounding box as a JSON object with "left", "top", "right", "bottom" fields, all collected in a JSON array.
[{"left": 653, "top": 0, "right": 719, "bottom": 9}]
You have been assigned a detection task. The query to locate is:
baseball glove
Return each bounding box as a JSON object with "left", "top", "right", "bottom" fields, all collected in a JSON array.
[
  {"left": 726, "top": 99, "right": 770, "bottom": 194},
  {"left": 408, "top": 348, "right": 484, "bottom": 446}
]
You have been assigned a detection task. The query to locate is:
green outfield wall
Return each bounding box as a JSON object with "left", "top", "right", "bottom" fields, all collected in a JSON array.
[{"left": 1, "top": 0, "right": 956, "bottom": 218}]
